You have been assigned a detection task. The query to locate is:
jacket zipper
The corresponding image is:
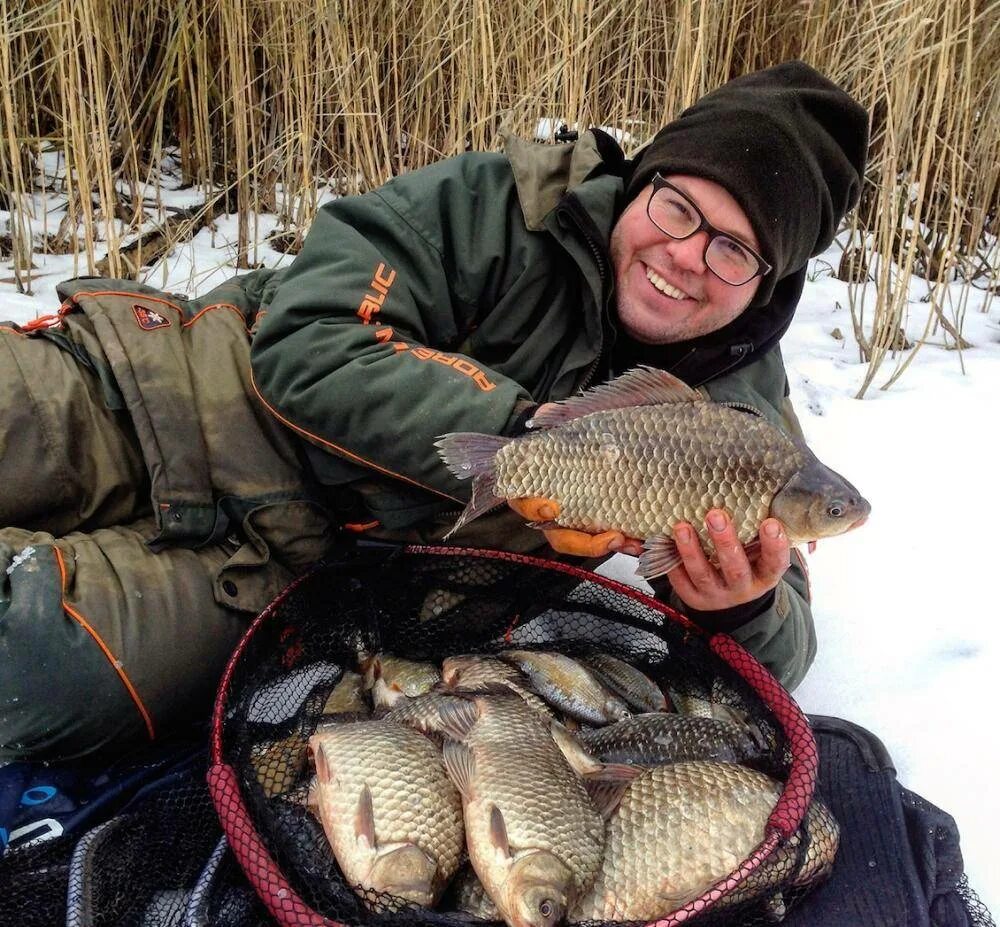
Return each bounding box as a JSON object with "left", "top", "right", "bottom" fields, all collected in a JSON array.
[{"left": 558, "top": 196, "right": 612, "bottom": 393}]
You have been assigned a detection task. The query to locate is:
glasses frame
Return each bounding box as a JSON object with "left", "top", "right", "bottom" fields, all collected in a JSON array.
[{"left": 646, "top": 174, "right": 772, "bottom": 286}]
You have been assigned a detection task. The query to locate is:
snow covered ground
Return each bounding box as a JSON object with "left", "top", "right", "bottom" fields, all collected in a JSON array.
[{"left": 2, "top": 182, "right": 998, "bottom": 914}]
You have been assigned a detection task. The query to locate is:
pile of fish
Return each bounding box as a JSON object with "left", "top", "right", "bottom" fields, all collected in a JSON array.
[{"left": 251, "top": 649, "right": 839, "bottom": 925}]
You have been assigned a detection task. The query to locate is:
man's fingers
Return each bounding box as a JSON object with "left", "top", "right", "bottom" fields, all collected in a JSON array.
[
  {"left": 705, "top": 510, "right": 754, "bottom": 592},
  {"left": 670, "top": 521, "right": 720, "bottom": 592},
  {"left": 756, "top": 519, "right": 791, "bottom": 580},
  {"left": 509, "top": 496, "right": 561, "bottom": 522}
]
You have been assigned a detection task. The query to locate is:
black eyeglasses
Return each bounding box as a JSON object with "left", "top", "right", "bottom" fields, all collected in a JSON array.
[{"left": 646, "top": 175, "right": 771, "bottom": 286}]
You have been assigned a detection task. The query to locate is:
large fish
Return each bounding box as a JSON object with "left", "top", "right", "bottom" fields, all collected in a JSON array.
[
  {"left": 438, "top": 691, "right": 606, "bottom": 927},
  {"left": 308, "top": 721, "right": 464, "bottom": 910},
  {"left": 570, "top": 760, "right": 839, "bottom": 921},
  {"left": 437, "top": 367, "right": 869, "bottom": 579}
]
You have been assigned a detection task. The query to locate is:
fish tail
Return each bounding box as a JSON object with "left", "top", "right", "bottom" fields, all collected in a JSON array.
[
  {"left": 435, "top": 432, "right": 511, "bottom": 480},
  {"left": 436, "top": 433, "right": 512, "bottom": 537}
]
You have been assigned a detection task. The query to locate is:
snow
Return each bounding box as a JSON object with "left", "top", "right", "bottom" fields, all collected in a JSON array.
[{"left": 2, "top": 186, "right": 999, "bottom": 914}]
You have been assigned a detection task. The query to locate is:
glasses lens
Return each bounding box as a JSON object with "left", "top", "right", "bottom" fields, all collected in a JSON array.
[
  {"left": 706, "top": 235, "right": 759, "bottom": 285},
  {"left": 648, "top": 187, "right": 700, "bottom": 238}
]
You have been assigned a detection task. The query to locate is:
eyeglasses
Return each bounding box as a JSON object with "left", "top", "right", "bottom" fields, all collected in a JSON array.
[{"left": 646, "top": 175, "right": 772, "bottom": 287}]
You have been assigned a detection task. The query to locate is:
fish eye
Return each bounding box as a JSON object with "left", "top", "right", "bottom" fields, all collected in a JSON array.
[
  {"left": 539, "top": 900, "right": 554, "bottom": 918},
  {"left": 827, "top": 502, "right": 845, "bottom": 518}
]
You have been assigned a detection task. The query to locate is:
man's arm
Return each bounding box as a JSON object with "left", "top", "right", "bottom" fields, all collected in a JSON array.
[{"left": 251, "top": 154, "right": 541, "bottom": 503}]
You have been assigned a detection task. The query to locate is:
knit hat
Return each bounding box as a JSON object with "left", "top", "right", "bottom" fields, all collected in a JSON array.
[{"left": 625, "top": 61, "right": 869, "bottom": 307}]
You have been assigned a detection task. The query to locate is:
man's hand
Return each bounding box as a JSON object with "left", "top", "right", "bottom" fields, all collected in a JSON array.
[
  {"left": 508, "top": 497, "right": 644, "bottom": 558},
  {"left": 667, "top": 509, "right": 790, "bottom": 611}
]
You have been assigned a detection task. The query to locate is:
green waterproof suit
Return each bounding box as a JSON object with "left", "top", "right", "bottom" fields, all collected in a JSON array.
[
  {"left": 250, "top": 131, "right": 816, "bottom": 687},
  {"left": 0, "top": 131, "right": 814, "bottom": 762}
]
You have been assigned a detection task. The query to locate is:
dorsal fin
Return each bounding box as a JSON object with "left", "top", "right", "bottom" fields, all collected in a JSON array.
[{"left": 528, "top": 366, "right": 702, "bottom": 429}]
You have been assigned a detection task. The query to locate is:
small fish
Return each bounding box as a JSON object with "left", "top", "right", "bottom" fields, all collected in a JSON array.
[
  {"left": 437, "top": 366, "right": 869, "bottom": 579},
  {"left": 321, "top": 670, "right": 370, "bottom": 717},
  {"left": 249, "top": 728, "right": 309, "bottom": 798},
  {"left": 359, "top": 653, "right": 441, "bottom": 710},
  {"left": 570, "top": 761, "right": 839, "bottom": 921},
  {"left": 438, "top": 691, "right": 606, "bottom": 927},
  {"left": 499, "top": 650, "right": 631, "bottom": 725},
  {"left": 450, "top": 864, "right": 501, "bottom": 920},
  {"left": 578, "top": 713, "right": 769, "bottom": 767},
  {"left": 442, "top": 654, "right": 554, "bottom": 719},
  {"left": 580, "top": 653, "right": 667, "bottom": 713},
  {"left": 309, "top": 721, "right": 464, "bottom": 910}
]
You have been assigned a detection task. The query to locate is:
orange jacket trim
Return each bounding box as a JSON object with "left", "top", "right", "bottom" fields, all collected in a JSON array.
[
  {"left": 53, "top": 547, "right": 156, "bottom": 741},
  {"left": 343, "top": 520, "right": 380, "bottom": 533},
  {"left": 61, "top": 291, "right": 254, "bottom": 335},
  {"left": 248, "top": 369, "right": 461, "bottom": 504}
]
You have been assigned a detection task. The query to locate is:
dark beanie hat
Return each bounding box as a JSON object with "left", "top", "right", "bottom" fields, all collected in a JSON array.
[{"left": 625, "top": 61, "right": 869, "bottom": 307}]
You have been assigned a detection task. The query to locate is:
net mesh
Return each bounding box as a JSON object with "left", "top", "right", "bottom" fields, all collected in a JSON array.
[
  {"left": 2, "top": 546, "right": 996, "bottom": 927},
  {"left": 211, "top": 547, "right": 825, "bottom": 927}
]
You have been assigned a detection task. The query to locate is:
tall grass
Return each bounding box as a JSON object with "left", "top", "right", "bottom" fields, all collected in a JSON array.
[{"left": 1, "top": 0, "right": 997, "bottom": 392}]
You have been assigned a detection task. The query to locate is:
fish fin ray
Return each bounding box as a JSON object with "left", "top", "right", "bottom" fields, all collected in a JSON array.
[
  {"left": 355, "top": 783, "right": 377, "bottom": 848},
  {"left": 438, "top": 697, "right": 481, "bottom": 741},
  {"left": 443, "top": 473, "right": 505, "bottom": 539},
  {"left": 529, "top": 366, "right": 701, "bottom": 429},
  {"left": 435, "top": 432, "right": 510, "bottom": 479},
  {"left": 584, "top": 778, "right": 633, "bottom": 820},
  {"left": 442, "top": 739, "right": 476, "bottom": 798},
  {"left": 489, "top": 805, "right": 513, "bottom": 858},
  {"left": 637, "top": 535, "right": 682, "bottom": 580},
  {"left": 549, "top": 721, "right": 603, "bottom": 777}
]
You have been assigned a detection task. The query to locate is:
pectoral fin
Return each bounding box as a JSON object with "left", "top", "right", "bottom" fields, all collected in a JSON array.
[
  {"left": 355, "top": 784, "right": 377, "bottom": 851},
  {"left": 637, "top": 535, "right": 682, "bottom": 580},
  {"left": 490, "top": 805, "right": 513, "bottom": 858}
]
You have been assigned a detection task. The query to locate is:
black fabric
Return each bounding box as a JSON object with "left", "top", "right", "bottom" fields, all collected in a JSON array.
[
  {"left": 624, "top": 61, "right": 869, "bottom": 308},
  {"left": 784, "top": 716, "right": 989, "bottom": 927}
]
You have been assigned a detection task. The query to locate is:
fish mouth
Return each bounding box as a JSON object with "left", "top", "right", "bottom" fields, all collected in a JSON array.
[{"left": 849, "top": 513, "right": 869, "bottom": 530}]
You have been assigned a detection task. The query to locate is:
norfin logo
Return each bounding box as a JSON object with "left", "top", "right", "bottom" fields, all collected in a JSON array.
[
  {"left": 132, "top": 304, "right": 171, "bottom": 331},
  {"left": 408, "top": 348, "right": 497, "bottom": 391},
  {"left": 356, "top": 263, "right": 396, "bottom": 324}
]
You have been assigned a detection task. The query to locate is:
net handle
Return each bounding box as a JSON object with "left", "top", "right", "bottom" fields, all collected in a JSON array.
[
  {"left": 710, "top": 633, "right": 818, "bottom": 836},
  {"left": 207, "top": 761, "right": 342, "bottom": 927},
  {"left": 643, "top": 634, "right": 820, "bottom": 926}
]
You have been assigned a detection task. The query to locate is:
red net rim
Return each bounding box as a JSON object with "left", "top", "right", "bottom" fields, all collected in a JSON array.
[{"left": 208, "top": 545, "right": 819, "bottom": 927}]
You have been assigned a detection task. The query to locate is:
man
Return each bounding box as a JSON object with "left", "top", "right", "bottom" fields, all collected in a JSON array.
[
  {"left": 251, "top": 61, "right": 867, "bottom": 678},
  {"left": 0, "top": 61, "right": 867, "bottom": 761}
]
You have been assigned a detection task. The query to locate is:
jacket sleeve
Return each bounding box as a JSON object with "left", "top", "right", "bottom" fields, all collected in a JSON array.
[
  {"left": 654, "top": 550, "right": 816, "bottom": 691},
  {"left": 664, "top": 345, "right": 817, "bottom": 690},
  {"left": 251, "top": 153, "right": 546, "bottom": 504}
]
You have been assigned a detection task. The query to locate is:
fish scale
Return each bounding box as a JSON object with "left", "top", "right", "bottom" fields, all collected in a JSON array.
[
  {"left": 448, "top": 694, "right": 606, "bottom": 921},
  {"left": 494, "top": 403, "right": 799, "bottom": 547},
  {"left": 309, "top": 721, "right": 465, "bottom": 908},
  {"left": 570, "top": 761, "right": 838, "bottom": 922}
]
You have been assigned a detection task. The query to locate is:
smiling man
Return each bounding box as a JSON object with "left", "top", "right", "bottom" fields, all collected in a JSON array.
[
  {"left": 253, "top": 60, "right": 869, "bottom": 691},
  {"left": 0, "top": 61, "right": 867, "bottom": 762}
]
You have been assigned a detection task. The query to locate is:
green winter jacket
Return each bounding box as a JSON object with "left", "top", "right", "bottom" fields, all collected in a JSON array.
[{"left": 251, "top": 131, "right": 816, "bottom": 690}]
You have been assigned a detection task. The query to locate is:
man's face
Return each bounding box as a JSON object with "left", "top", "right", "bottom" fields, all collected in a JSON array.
[{"left": 609, "top": 174, "right": 763, "bottom": 344}]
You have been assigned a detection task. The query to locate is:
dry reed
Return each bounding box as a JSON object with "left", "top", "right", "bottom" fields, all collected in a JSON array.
[{"left": 0, "top": 0, "right": 997, "bottom": 392}]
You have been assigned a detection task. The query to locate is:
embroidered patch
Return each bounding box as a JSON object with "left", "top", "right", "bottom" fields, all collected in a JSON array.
[{"left": 132, "top": 304, "right": 171, "bottom": 331}]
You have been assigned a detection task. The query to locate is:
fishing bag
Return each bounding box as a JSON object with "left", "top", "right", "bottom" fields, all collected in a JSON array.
[{"left": 0, "top": 547, "right": 993, "bottom": 927}]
